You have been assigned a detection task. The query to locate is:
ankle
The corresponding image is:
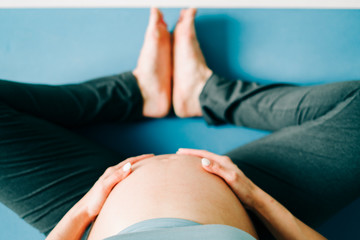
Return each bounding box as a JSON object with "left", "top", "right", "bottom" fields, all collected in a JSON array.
[
  {"left": 143, "top": 96, "right": 170, "bottom": 118},
  {"left": 133, "top": 69, "right": 170, "bottom": 118}
]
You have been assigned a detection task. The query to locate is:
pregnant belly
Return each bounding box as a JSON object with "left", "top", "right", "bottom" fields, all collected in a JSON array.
[{"left": 88, "top": 154, "right": 257, "bottom": 240}]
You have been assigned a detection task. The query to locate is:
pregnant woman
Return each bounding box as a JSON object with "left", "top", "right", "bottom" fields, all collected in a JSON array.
[{"left": 1, "top": 8, "right": 359, "bottom": 240}]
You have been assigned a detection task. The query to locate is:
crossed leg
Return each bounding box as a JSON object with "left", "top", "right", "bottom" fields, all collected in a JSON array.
[
  {"left": 201, "top": 75, "right": 360, "bottom": 238},
  {"left": 171, "top": 7, "right": 360, "bottom": 239},
  {"left": 0, "top": 8, "right": 172, "bottom": 235}
]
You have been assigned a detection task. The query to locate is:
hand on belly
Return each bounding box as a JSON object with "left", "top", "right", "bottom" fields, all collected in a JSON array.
[{"left": 88, "top": 154, "right": 256, "bottom": 240}]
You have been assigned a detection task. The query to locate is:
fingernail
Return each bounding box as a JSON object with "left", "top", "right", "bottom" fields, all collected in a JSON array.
[
  {"left": 122, "top": 162, "right": 132, "bottom": 172},
  {"left": 201, "top": 158, "right": 210, "bottom": 166}
]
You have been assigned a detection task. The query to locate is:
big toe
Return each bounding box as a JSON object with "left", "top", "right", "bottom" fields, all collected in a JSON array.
[
  {"left": 187, "top": 8, "right": 197, "bottom": 18},
  {"left": 182, "top": 8, "right": 197, "bottom": 22},
  {"left": 175, "top": 11, "right": 198, "bottom": 41},
  {"left": 178, "top": 9, "right": 186, "bottom": 22},
  {"left": 149, "top": 8, "right": 166, "bottom": 26},
  {"left": 176, "top": 8, "right": 196, "bottom": 27}
]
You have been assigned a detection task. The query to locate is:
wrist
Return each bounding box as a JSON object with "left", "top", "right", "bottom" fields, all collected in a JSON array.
[
  {"left": 72, "top": 201, "right": 96, "bottom": 223},
  {"left": 47, "top": 201, "right": 93, "bottom": 240},
  {"left": 231, "top": 172, "right": 260, "bottom": 210},
  {"left": 247, "top": 186, "right": 269, "bottom": 213}
]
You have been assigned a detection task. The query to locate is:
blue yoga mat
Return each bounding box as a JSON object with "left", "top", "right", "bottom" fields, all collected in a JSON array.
[{"left": 0, "top": 8, "right": 359, "bottom": 240}]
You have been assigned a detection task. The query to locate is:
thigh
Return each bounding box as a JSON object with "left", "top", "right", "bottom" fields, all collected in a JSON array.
[
  {"left": 226, "top": 89, "right": 360, "bottom": 228},
  {"left": 0, "top": 102, "right": 122, "bottom": 235}
]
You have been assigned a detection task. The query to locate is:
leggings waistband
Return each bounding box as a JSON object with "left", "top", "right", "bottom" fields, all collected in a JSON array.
[{"left": 82, "top": 218, "right": 201, "bottom": 239}]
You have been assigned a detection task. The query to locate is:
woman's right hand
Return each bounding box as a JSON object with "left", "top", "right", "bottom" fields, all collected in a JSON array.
[
  {"left": 176, "top": 148, "right": 258, "bottom": 209},
  {"left": 177, "top": 148, "right": 328, "bottom": 240}
]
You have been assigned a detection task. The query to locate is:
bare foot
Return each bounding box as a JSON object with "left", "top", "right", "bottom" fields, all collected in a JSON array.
[
  {"left": 173, "top": 8, "right": 213, "bottom": 118},
  {"left": 133, "top": 8, "right": 172, "bottom": 118}
]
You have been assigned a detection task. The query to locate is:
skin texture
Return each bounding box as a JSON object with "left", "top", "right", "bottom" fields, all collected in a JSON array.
[{"left": 87, "top": 154, "right": 258, "bottom": 240}]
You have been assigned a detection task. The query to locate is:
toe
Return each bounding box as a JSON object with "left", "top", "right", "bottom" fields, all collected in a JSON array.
[
  {"left": 178, "top": 9, "right": 186, "bottom": 22},
  {"left": 188, "top": 8, "right": 197, "bottom": 18},
  {"left": 146, "top": 8, "right": 169, "bottom": 40},
  {"left": 158, "top": 11, "right": 167, "bottom": 26},
  {"left": 184, "top": 8, "right": 197, "bottom": 21},
  {"left": 149, "top": 8, "right": 162, "bottom": 25},
  {"left": 150, "top": 7, "right": 167, "bottom": 26}
]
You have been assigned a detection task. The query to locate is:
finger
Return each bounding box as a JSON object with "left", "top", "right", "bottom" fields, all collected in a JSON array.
[
  {"left": 202, "top": 158, "right": 240, "bottom": 184},
  {"left": 122, "top": 162, "right": 132, "bottom": 172},
  {"left": 104, "top": 161, "right": 134, "bottom": 188},
  {"left": 177, "top": 148, "right": 223, "bottom": 161},
  {"left": 103, "top": 154, "right": 153, "bottom": 179},
  {"left": 115, "top": 154, "right": 154, "bottom": 169},
  {"left": 99, "top": 166, "right": 117, "bottom": 179},
  {"left": 127, "top": 153, "right": 155, "bottom": 164},
  {"left": 103, "top": 167, "right": 132, "bottom": 192},
  {"left": 200, "top": 158, "right": 229, "bottom": 180}
]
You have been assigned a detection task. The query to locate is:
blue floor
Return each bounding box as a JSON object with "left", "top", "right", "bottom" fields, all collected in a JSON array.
[{"left": 0, "top": 8, "right": 359, "bottom": 239}]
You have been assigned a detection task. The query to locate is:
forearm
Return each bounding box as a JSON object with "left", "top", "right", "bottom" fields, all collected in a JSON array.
[
  {"left": 45, "top": 202, "right": 93, "bottom": 240},
  {"left": 249, "top": 187, "right": 327, "bottom": 240}
]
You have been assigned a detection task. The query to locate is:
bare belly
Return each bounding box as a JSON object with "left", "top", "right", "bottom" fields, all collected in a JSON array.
[{"left": 88, "top": 154, "right": 257, "bottom": 240}]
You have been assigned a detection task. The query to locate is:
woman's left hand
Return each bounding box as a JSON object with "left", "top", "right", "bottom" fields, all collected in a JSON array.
[
  {"left": 176, "top": 148, "right": 257, "bottom": 209},
  {"left": 76, "top": 154, "right": 154, "bottom": 220},
  {"left": 46, "top": 154, "right": 154, "bottom": 240}
]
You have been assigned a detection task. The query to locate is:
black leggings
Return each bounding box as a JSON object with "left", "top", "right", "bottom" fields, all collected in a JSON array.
[{"left": 0, "top": 72, "right": 359, "bottom": 237}]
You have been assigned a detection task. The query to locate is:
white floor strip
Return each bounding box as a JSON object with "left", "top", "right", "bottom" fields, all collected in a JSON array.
[{"left": 1, "top": 0, "right": 360, "bottom": 9}]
